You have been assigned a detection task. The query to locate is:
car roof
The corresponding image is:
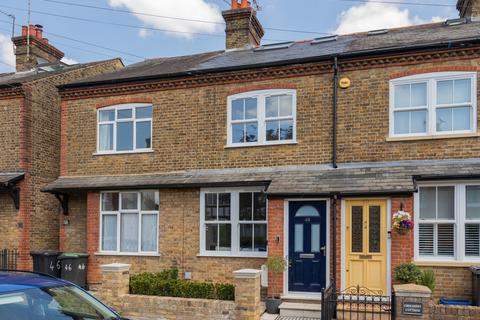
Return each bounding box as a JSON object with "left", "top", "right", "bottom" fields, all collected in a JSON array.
[{"left": 0, "top": 271, "right": 68, "bottom": 294}]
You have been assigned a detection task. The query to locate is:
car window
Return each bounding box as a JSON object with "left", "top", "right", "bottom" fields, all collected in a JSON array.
[{"left": 0, "top": 285, "right": 118, "bottom": 320}]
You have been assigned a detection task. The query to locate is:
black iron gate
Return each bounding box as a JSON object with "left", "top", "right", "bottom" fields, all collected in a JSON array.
[
  {"left": 0, "top": 248, "right": 18, "bottom": 270},
  {"left": 322, "top": 285, "right": 394, "bottom": 320}
]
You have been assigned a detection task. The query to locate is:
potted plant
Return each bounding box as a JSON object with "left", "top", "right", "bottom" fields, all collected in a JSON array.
[{"left": 265, "top": 256, "right": 287, "bottom": 314}]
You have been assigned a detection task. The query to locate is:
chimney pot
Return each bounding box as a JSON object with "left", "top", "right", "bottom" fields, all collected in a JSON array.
[
  {"left": 230, "top": 0, "right": 250, "bottom": 10},
  {"left": 29, "top": 25, "right": 36, "bottom": 37},
  {"left": 21, "top": 26, "right": 27, "bottom": 36}
]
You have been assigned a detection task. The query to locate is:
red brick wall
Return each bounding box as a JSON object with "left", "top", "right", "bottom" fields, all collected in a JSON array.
[
  {"left": 331, "top": 199, "right": 341, "bottom": 290},
  {"left": 86, "top": 192, "right": 101, "bottom": 285},
  {"left": 390, "top": 196, "right": 415, "bottom": 284},
  {"left": 267, "top": 198, "right": 284, "bottom": 297}
]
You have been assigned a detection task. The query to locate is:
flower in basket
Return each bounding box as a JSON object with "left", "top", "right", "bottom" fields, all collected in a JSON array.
[{"left": 392, "top": 210, "right": 413, "bottom": 234}]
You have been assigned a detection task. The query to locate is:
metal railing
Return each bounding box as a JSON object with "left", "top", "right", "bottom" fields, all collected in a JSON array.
[
  {"left": 322, "top": 285, "right": 394, "bottom": 320},
  {"left": 0, "top": 248, "right": 18, "bottom": 270}
]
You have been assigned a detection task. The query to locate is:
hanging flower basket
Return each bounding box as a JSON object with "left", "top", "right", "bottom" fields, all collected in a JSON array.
[{"left": 392, "top": 210, "right": 413, "bottom": 235}]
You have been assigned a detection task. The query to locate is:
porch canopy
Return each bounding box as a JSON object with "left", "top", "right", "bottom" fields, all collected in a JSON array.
[
  {"left": 0, "top": 172, "right": 24, "bottom": 209},
  {"left": 42, "top": 158, "right": 480, "bottom": 195}
]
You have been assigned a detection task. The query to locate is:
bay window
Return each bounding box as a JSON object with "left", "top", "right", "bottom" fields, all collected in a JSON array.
[
  {"left": 100, "top": 191, "right": 159, "bottom": 254},
  {"left": 228, "top": 89, "right": 296, "bottom": 146},
  {"left": 390, "top": 72, "right": 476, "bottom": 138},
  {"left": 415, "top": 182, "right": 480, "bottom": 262},
  {"left": 97, "top": 103, "right": 152, "bottom": 153},
  {"left": 200, "top": 188, "right": 267, "bottom": 257}
]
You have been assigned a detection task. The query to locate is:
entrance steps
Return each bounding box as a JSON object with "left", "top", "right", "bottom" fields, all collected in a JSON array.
[{"left": 278, "top": 302, "right": 321, "bottom": 319}]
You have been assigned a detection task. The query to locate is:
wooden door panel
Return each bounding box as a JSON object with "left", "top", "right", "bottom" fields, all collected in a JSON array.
[{"left": 346, "top": 200, "right": 387, "bottom": 294}]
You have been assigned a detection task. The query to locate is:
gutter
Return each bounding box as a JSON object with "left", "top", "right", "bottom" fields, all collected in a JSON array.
[
  {"left": 58, "top": 36, "right": 480, "bottom": 90},
  {"left": 265, "top": 190, "right": 415, "bottom": 198},
  {"left": 41, "top": 180, "right": 271, "bottom": 194}
]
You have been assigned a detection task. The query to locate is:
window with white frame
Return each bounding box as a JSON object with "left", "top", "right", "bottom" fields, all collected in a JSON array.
[
  {"left": 228, "top": 90, "right": 296, "bottom": 146},
  {"left": 97, "top": 103, "right": 152, "bottom": 153},
  {"left": 390, "top": 72, "right": 476, "bottom": 137},
  {"left": 200, "top": 189, "right": 267, "bottom": 257},
  {"left": 100, "top": 191, "right": 159, "bottom": 254},
  {"left": 416, "top": 183, "right": 480, "bottom": 262}
]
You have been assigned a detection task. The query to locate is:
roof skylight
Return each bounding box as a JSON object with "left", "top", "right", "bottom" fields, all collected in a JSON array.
[
  {"left": 367, "top": 29, "right": 388, "bottom": 36},
  {"left": 444, "top": 18, "right": 467, "bottom": 26},
  {"left": 311, "top": 35, "right": 338, "bottom": 45},
  {"left": 255, "top": 41, "right": 294, "bottom": 51}
]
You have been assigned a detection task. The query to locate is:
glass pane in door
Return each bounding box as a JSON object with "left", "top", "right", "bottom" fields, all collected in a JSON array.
[
  {"left": 369, "top": 206, "right": 381, "bottom": 253},
  {"left": 351, "top": 206, "right": 363, "bottom": 253},
  {"left": 295, "top": 224, "right": 303, "bottom": 252}
]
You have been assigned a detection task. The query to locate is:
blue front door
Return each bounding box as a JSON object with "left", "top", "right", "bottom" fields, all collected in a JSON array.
[{"left": 288, "top": 201, "right": 327, "bottom": 293}]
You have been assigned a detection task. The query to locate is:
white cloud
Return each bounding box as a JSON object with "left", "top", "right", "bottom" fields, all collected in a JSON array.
[
  {"left": 335, "top": 1, "right": 445, "bottom": 35},
  {"left": 108, "top": 0, "right": 223, "bottom": 39},
  {"left": 0, "top": 33, "right": 15, "bottom": 71},
  {"left": 61, "top": 57, "right": 78, "bottom": 65}
]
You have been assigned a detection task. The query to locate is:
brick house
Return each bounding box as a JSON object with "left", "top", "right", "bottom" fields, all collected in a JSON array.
[
  {"left": 0, "top": 24, "right": 123, "bottom": 269},
  {"left": 44, "top": 0, "right": 480, "bottom": 303}
]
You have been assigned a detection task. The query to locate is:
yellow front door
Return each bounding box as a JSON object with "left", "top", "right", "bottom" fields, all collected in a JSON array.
[{"left": 345, "top": 200, "right": 387, "bottom": 295}]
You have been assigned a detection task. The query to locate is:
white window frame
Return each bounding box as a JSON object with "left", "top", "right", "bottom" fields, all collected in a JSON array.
[
  {"left": 199, "top": 187, "right": 268, "bottom": 258},
  {"left": 227, "top": 89, "right": 297, "bottom": 147},
  {"left": 99, "top": 190, "right": 159, "bottom": 256},
  {"left": 389, "top": 72, "right": 477, "bottom": 138},
  {"left": 96, "top": 103, "right": 153, "bottom": 154},
  {"left": 414, "top": 181, "right": 480, "bottom": 263}
]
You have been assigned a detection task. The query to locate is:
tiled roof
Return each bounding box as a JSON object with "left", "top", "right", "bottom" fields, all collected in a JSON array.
[
  {"left": 42, "top": 159, "right": 480, "bottom": 195},
  {"left": 0, "top": 172, "right": 24, "bottom": 186},
  {"left": 62, "top": 20, "right": 480, "bottom": 88},
  {"left": 0, "top": 59, "right": 122, "bottom": 88}
]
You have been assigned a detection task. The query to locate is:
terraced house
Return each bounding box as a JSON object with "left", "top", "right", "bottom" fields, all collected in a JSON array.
[
  {"left": 43, "top": 0, "right": 480, "bottom": 307},
  {"left": 0, "top": 24, "right": 123, "bottom": 269}
]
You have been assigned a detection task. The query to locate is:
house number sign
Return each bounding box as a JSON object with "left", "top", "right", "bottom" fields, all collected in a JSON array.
[{"left": 402, "top": 302, "right": 423, "bottom": 316}]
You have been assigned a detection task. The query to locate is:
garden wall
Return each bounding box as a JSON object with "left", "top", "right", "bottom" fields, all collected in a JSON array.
[{"left": 93, "top": 263, "right": 264, "bottom": 320}]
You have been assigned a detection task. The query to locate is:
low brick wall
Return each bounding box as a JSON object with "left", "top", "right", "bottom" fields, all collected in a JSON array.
[
  {"left": 109, "top": 294, "right": 236, "bottom": 320},
  {"left": 95, "top": 263, "right": 264, "bottom": 320},
  {"left": 393, "top": 283, "right": 480, "bottom": 320},
  {"left": 432, "top": 304, "right": 480, "bottom": 320}
]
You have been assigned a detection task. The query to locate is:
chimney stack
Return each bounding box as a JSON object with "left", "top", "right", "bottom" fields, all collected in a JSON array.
[
  {"left": 222, "top": 0, "right": 264, "bottom": 50},
  {"left": 457, "top": 0, "right": 480, "bottom": 19},
  {"left": 12, "top": 24, "right": 64, "bottom": 72}
]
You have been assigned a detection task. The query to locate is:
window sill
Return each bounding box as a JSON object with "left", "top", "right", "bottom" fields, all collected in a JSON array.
[
  {"left": 197, "top": 253, "right": 268, "bottom": 259},
  {"left": 95, "top": 252, "right": 161, "bottom": 257},
  {"left": 414, "top": 260, "right": 479, "bottom": 267},
  {"left": 386, "top": 132, "right": 480, "bottom": 142},
  {"left": 93, "top": 150, "right": 154, "bottom": 156},
  {"left": 224, "top": 141, "right": 297, "bottom": 149}
]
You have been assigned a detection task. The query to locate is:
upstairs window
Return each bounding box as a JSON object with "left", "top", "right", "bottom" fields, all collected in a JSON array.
[
  {"left": 228, "top": 89, "right": 296, "bottom": 147},
  {"left": 97, "top": 103, "right": 152, "bottom": 153},
  {"left": 390, "top": 72, "right": 476, "bottom": 138}
]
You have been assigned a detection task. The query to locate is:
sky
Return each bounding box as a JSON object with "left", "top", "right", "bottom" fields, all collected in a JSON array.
[{"left": 0, "top": 0, "right": 459, "bottom": 73}]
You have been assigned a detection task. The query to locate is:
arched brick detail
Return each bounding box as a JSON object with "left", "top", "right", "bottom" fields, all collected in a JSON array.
[
  {"left": 96, "top": 97, "right": 153, "bottom": 109},
  {"left": 228, "top": 84, "right": 297, "bottom": 96},
  {"left": 390, "top": 66, "right": 479, "bottom": 79}
]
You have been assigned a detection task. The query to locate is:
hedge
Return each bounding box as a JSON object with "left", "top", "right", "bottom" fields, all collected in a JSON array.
[{"left": 129, "top": 269, "right": 235, "bottom": 301}]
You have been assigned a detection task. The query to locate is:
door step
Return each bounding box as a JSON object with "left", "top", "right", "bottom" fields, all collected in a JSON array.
[{"left": 279, "top": 302, "right": 321, "bottom": 319}]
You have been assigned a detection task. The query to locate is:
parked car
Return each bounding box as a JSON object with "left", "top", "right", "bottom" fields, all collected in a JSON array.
[{"left": 0, "top": 270, "right": 127, "bottom": 319}]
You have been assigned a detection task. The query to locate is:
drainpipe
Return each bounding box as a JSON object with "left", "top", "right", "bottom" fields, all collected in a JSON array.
[
  {"left": 332, "top": 56, "right": 339, "bottom": 169},
  {"left": 332, "top": 193, "right": 337, "bottom": 288}
]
